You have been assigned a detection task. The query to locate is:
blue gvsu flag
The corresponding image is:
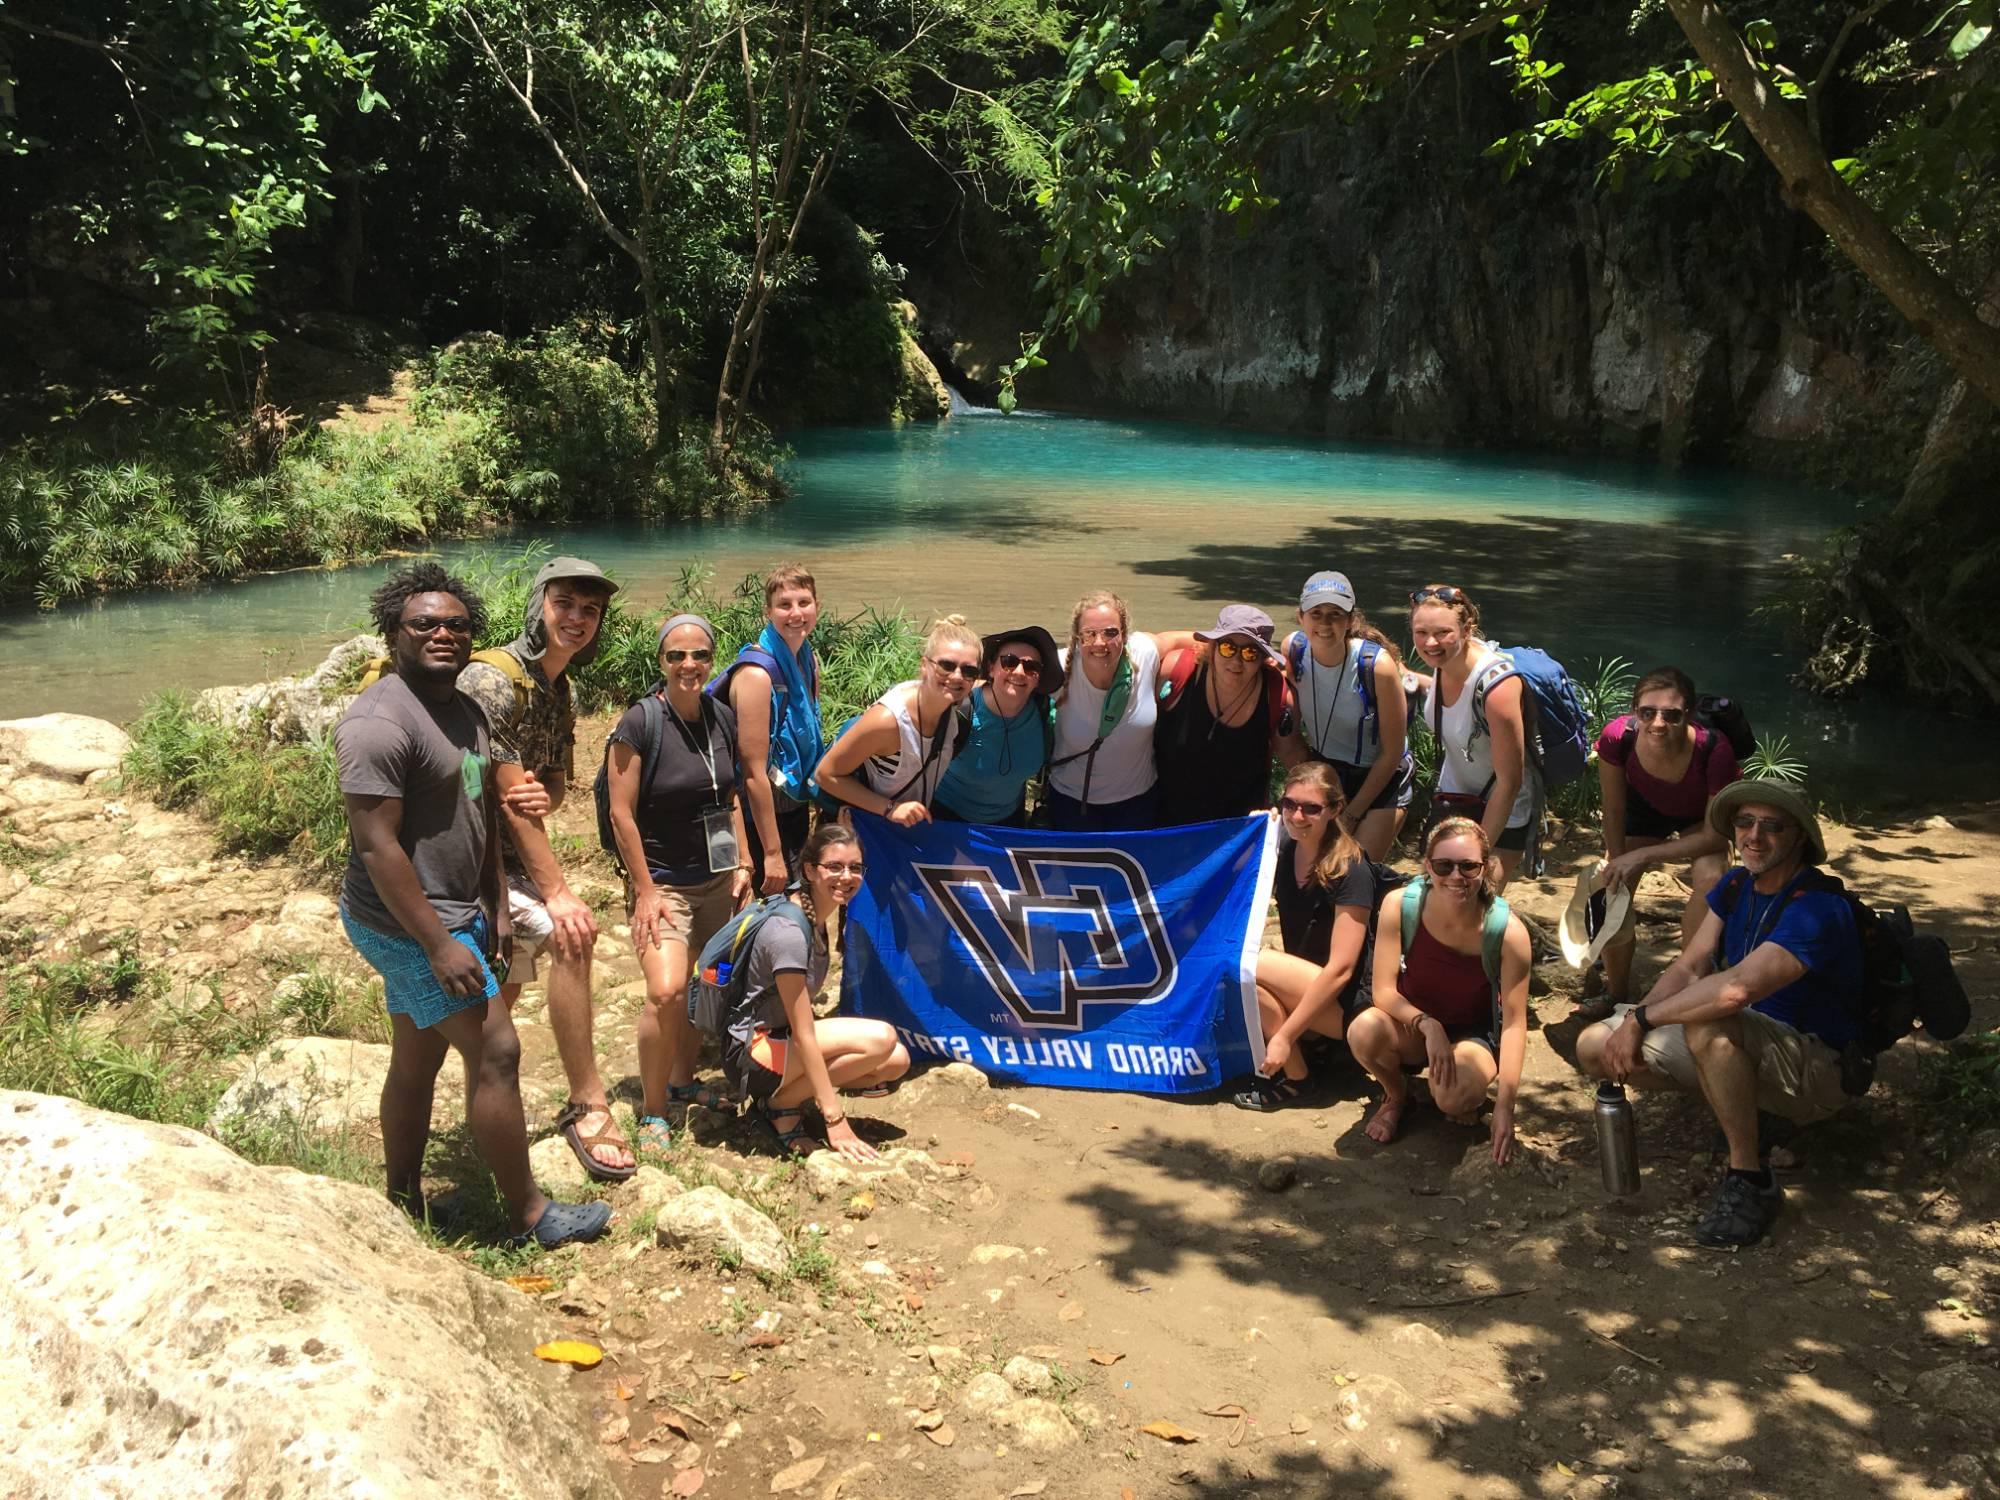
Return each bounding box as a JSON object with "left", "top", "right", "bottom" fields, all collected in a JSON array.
[{"left": 841, "top": 812, "right": 1278, "bottom": 1094}]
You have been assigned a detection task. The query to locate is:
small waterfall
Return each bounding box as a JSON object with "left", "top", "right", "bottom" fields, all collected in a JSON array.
[{"left": 944, "top": 380, "right": 997, "bottom": 417}]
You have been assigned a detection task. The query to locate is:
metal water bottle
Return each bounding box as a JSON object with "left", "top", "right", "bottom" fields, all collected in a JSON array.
[{"left": 1594, "top": 1082, "right": 1641, "bottom": 1196}]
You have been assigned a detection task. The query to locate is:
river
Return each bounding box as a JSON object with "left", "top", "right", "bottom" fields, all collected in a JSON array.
[{"left": 0, "top": 412, "right": 1968, "bottom": 805}]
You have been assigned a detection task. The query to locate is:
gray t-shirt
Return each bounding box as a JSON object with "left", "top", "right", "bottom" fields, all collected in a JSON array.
[
  {"left": 734, "top": 904, "right": 828, "bottom": 1042},
  {"left": 335, "top": 672, "right": 492, "bottom": 938}
]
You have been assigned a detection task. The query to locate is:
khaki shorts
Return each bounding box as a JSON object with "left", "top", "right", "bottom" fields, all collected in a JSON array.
[
  {"left": 1616, "top": 1005, "right": 1850, "bottom": 1124},
  {"left": 628, "top": 870, "right": 736, "bottom": 955},
  {"left": 505, "top": 873, "right": 556, "bottom": 984}
]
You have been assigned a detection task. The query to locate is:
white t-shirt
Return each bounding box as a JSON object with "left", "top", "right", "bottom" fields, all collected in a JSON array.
[
  {"left": 1420, "top": 645, "right": 1538, "bottom": 829},
  {"left": 1050, "top": 632, "right": 1161, "bottom": 805}
]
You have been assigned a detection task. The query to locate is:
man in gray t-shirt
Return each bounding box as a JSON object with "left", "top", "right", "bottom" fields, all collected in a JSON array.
[{"left": 333, "top": 563, "right": 610, "bottom": 1251}]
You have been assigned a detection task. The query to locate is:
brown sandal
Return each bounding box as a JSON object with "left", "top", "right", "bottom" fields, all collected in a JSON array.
[{"left": 554, "top": 1099, "right": 637, "bottom": 1183}]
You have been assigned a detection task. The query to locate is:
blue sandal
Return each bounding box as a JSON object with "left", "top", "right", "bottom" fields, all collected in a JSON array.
[
  {"left": 668, "top": 1081, "right": 731, "bottom": 1111},
  {"left": 512, "top": 1199, "right": 612, "bottom": 1249},
  {"left": 635, "top": 1114, "right": 673, "bottom": 1155}
]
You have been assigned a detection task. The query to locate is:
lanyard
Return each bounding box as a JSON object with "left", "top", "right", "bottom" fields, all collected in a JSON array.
[
  {"left": 663, "top": 694, "right": 719, "bottom": 799},
  {"left": 1308, "top": 640, "right": 1349, "bottom": 755}
]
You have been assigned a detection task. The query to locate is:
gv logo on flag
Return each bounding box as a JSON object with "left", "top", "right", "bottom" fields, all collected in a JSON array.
[{"left": 914, "top": 849, "right": 1176, "bottom": 1029}]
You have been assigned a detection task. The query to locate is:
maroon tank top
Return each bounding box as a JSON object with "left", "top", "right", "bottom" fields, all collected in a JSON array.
[{"left": 1402, "top": 919, "right": 1493, "bottom": 1030}]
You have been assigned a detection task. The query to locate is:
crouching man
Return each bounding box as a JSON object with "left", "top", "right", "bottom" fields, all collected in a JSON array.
[{"left": 1577, "top": 778, "right": 1863, "bottom": 1247}]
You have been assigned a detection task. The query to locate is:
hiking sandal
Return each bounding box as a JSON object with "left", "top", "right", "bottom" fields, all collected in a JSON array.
[
  {"left": 512, "top": 1199, "right": 613, "bottom": 1250},
  {"left": 1694, "top": 1172, "right": 1782, "bottom": 1248},
  {"left": 752, "top": 1098, "right": 819, "bottom": 1158},
  {"left": 667, "top": 1081, "right": 732, "bottom": 1112},
  {"left": 1229, "top": 1074, "right": 1312, "bottom": 1112},
  {"left": 634, "top": 1113, "right": 673, "bottom": 1156},
  {"left": 554, "top": 1099, "right": 638, "bottom": 1184}
]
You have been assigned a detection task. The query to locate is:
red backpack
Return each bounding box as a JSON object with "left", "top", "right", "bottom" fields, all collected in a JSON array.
[{"left": 1157, "top": 649, "right": 1292, "bottom": 738}]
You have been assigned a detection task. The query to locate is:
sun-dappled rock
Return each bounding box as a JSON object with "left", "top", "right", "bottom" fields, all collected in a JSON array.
[
  {"left": 0, "top": 714, "right": 129, "bottom": 781},
  {"left": 1002, "top": 1355, "right": 1052, "bottom": 1394},
  {"left": 528, "top": 1134, "right": 594, "bottom": 1200},
  {"left": 653, "top": 1185, "right": 789, "bottom": 1276},
  {"left": 960, "top": 1372, "right": 1013, "bottom": 1416},
  {"left": 901, "top": 1061, "right": 990, "bottom": 1103},
  {"left": 624, "top": 1164, "right": 686, "bottom": 1216},
  {"left": 0, "top": 1090, "right": 617, "bottom": 1499},
  {"left": 988, "top": 1396, "right": 1078, "bottom": 1450},
  {"left": 803, "top": 1146, "right": 940, "bottom": 1201},
  {"left": 210, "top": 1036, "right": 455, "bottom": 1138}
]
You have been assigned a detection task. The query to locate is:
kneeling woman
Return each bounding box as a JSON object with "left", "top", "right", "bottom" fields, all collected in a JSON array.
[
  {"left": 728, "top": 825, "right": 910, "bottom": 1159},
  {"left": 1233, "top": 763, "right": 1382, "bottom": 1111},
  {"left": 1348, "top": 818, "right": 1531, "bottom": 1164},
  {"left": 816, "top": 616, "right": 983, "bottom": 823}
]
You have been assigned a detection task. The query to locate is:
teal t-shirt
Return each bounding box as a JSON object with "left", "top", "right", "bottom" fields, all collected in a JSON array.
[{"left": 935, "top": 691, "right": 1050, "bottom": 822}]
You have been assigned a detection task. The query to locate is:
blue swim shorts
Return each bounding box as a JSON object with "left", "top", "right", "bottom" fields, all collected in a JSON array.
[{"left": 340, "top": 909, "right": 500, "bottom": 1029}]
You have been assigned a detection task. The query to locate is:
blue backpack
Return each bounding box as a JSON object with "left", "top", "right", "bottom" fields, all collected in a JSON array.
[
  {"left": 1463, "top": 646, "right": 1593, "bottom": 788},
  {"left": 1284, "top": 634, "right": 1418, "bottom": 763}
]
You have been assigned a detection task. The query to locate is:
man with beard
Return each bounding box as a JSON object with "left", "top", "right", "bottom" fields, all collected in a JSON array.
[
  {"left": 335, "top": 563, "right": 611, "bottom": 1247},
  {"left": 1578, "top": 779, "right": 1863, "bottom": 1247}
]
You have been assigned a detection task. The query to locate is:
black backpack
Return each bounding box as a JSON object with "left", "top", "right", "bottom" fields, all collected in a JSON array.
[
  {"left": 1717, "top": 867, "right": 1969, "bottom": 1094},
  {"left": 1619, "top": 693, "right": 1757, "bottom": 767},
  {"left": 592, "top": 688, "right": 737, "bottom": 874}
]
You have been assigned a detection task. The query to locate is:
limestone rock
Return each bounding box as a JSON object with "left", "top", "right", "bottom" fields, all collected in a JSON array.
[
  {"left": 803, "top": 1146, "right": 940, "bottom": 1202},
  {"left": 913, "top": 1061, "right": 989, "bottom": 1094},
  {"left": 653, "top": 1185, "right": 790, "bottom": 1277},
  {"left": 210, "top": 1037, "right": 457, "bottom": 1138},
  {"left": 968, "top": 1243, "right": 1025, "bottom": 1265},
  {"left": 1002, "top": 1355, "right": 1052, "bottom": 1394},
  {"left": 197, "top": 635, "right": 383, "bottom": 746},
  {"left": 0, "top": 1090, "right": 617, "bottom": 1500},
  {"left": 960, "top": 1372, "right": 1013, "bottom": 1416},
  {"left": 1911, "top": 1361, "right": 2000, "bottom": 1429},
  {"left": 528, "top": 1135, "right": 594, "bottom": 1201},
  {"left": 988, "top": 1397, "right": 1078, "bottom": 1450},
  {"left": 0, "top": 714, "right": 129, "bottom": 782},
  {"left": 926, "top": 1344, "right": 969, "bottom": 1376},
  {"left": 625, "top": 1164, "right": 686, "bottom": 1216},
  {"left": 1258, "top": 1155, "right": 1299, "bottom": 1192}
]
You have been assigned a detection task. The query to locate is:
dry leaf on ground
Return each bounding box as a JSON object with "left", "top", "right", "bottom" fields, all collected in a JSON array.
[
  {"left": 1201, "top": 1403, "right": 1250, "bottom": 1447},
  {"left": 770, "top": 1455, "right": 828, "bottom": 1493},
  {"left": 613, "top": 1379, "right": 636, "bottom": 1401},
  {"left": 1088, "top": 1348, "right": 1124, "bottom": 1366},
  {"left": 1058, "top": 1303, "right": 1085, "bottom": 1322},
  {"left": 671, "top": 1468, "right": 705, "bottom": 1497},
  {"left": 921, "top": 1423, "right": 956, "bottom": 1447},
  {"left": 533, "top": 1339, "right": 603, "bottom": 1369},
  {"left": 1009, "top": 1483, "right": 1048, "bottom": 1498},
  {"left": 598, "top": 1415, "right": 629, "bottom": 1445},
  {"left": 504, "top": 1274, "right": 554, "bottom": 1294},
  {"left": 1141, "top": 1420, "right": 1203, "bottom": 1444}
]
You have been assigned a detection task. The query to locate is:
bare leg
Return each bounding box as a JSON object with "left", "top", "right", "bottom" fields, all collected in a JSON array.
[
  {"left": 1254, "top": 950, "right": 1346, "bottom": 1079},
  {"left": 635, "top": 937, "right": 693, "bottom": 1119},
  {"left": 1348, "top": 1008, "right": 1421, "bottom": 1143},
  {"left": 1354, "top": 807, "right": 1399, "bottom": 863},
  {"left": 770, "top": 1020, "right": 911, "bottom": 1109},
  {"left": 1684, "top": 1015, "right": 1762, "bottom": 1170},
  {"left": 1602, "top": 929, "right": 1637, "bottom": 1005},
  {"left": 1432, "top": 1042, "right": 1499, "bottom": 1123},
  {"left": 543, "top": 950, "right": 631, "bottom": 1171},
  {"left": 1490, "top": 845, "right": 1525, "bottom": 893},
  {"left": 429, "top": 999, "right": 550, "bottom": 1232},
  {"left": 382, "top": 1013, "right": 450, "bottom": 1215}
]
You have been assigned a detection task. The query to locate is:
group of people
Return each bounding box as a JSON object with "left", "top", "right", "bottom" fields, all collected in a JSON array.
[{"left": 334, "top": 555, "right": 1863, "bottom": 1251}]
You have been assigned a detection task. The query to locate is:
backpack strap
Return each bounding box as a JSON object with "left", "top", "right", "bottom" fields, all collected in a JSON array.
[
  {"left": 1157, "top": 648, "right": 1198, "bottom": 712},
  {"left": 1284, "top": 631, "right": 1308, "bottom": 680},
  {"left": 1399, "top": 876, "right": 1427, "bottom": 957},
  {"left": 469, "top": 646, "right": 534, "bottom": 722},
  {"left": 1264, "top": 664, "right": 1291, "bottom": 739},
  {"left": 882, "top": 702, "right": 957, "bottom": 803},
  {"left": 1480, "top": 896, "right": 1512, "bottom": 989},
  {"left": 1467, "top": 654, "right": 1517, "bottom": 746},
  {"left": 637, "top": 690, "right": 669, "bottom": 804},
  {"left": 1618, "top": 719, "right": 1638, "bottom": 764},
  {"left": 1353, "top": 639, "right": 1381, "bottom": 761}
]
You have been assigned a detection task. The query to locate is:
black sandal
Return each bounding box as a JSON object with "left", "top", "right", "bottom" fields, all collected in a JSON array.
[
  {"left": 1229, "top": 1074, "right": 1312, "bottom": 1112},
  {"left": 668, "top": 1081, "right": 732, "bottom": 1111},
  {"left": 752, "top": 1099, "right": 819, "bottom": 1157}
]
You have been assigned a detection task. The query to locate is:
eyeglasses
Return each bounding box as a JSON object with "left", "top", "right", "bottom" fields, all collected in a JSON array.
[
  {"left": 1214, "top": 639, "right": 1264, "bottom": 660},
  {"left": 402, "top": 614, "right": 473, "bottom": 637},
  {"left": 994, "top": 652, "right": 1043, "bottom": 676},
  {"left": 1278, "top": 796, "right": 1328, "bottom": 817},
  {"left": 662, "top": 648, "right": 714, "bottom": 665},
  {"left": 815, "top": 860, "right": 865, "bottom": 877},
  {"left": 1635, "top": 705, "right": 1687, "bottom": 724},
  {"left": 1429, "top": 858, "right": 1486, "bottom": 878},
  {"left": 1731, "top": 814, "right": 1791, "bottom": 837},
  {"left": 929, "top": 657, "right": 979, "bottom": 680},
  {"left": 1079, "top": 627, "right": 1124, "bottom": 645},
  {"left": 1409, "top": 585, "right": 1468, "bottom": 607}
]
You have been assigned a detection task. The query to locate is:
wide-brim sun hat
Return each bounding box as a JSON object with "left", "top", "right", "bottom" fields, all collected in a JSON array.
[
  {"left": 1194, "top": 604, "right": 1285, "bottom": 667},
  {"left": 1559, "top": 862, "right": 1634, "bottom": 970},
  {"left": 980, "top": 625, "right": 1065, "bottom": 694},
  {"left": 1708, "top": 778, "right": 1826, "bottom": 865}
]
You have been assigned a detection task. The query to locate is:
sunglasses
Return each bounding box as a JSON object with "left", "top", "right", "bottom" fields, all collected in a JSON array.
[
  {"left": 1731, "top": 814, "right": 1791, "bottom": 837},
  {"left": 402, "top": 614, "right": 473, "bottom": 637},
  {"left": 1429, "top": 857, "right": 1486, "bottom": 878},
  {"left": 1079, "top": 626, "right": 1124, "bottom": 645},
  {"left": 995, "top": 652, "right": 1043, "bottom": 676},
  {"left": 815, "top": 860, "right": 866, "bottom": 877},
  {"left": 1409, "top": 585, "right": 1469, "bottom": 607},
  {"left": 929, "top": 657, "right": 979, "bottom": 680},
  {"left": 1278, "top": 796, "right": 1328, "bottom": 817},
  {"left": 662, "top": 648, "right": 714, "bottom": 665},
  {"left": 1635, "top": 705, "right": 1687, "bottom": 724},
  {"left": 1214, "top": 639, "right": 1265, "bottom": 660}
]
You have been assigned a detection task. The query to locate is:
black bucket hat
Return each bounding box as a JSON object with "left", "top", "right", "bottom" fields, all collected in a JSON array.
[{"left": 980, "top": 625, "right": 1064, "bottom": 694}]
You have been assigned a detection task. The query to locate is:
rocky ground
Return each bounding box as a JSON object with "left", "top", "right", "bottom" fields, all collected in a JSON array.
[{"left": 3, "top": 708, "right": 1999, "bottom": 1500}]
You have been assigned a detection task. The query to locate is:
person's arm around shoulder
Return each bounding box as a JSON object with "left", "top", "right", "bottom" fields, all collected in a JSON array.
[
  {"left": 1490, "top": 914, "right": 1533, "bottom": 1164},
  {"left": 1150, "top": 629, "right": 1199, "bottom": 658},
  {"left": 816, "top": 702, "right": 927, "bottom": 824},
  {"left": 731, "top": 665, "right": 787, "bottom": 895}
]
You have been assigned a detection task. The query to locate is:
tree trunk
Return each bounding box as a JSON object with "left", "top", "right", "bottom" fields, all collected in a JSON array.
[{"left": 1665, "top": 0, "right": 2000, "bottom": 413}]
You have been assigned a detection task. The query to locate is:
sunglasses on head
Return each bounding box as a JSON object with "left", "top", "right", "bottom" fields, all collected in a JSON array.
[
  {"left": 1635, "top": 705, "right": 1687, "bottom": 724},
  {"left": 994, "top": 652, "right": 1043, "bottom": 676},
  {"left": 1409, "top": 585, "right": 1469, "bottom": 607},
  {"left": 1214, "top": 639, "right": 1264, "bottom": 661},
  {"left": 1278, "top": 796, "right": 1328, "bottom": 817},
  {"left": 929, "top": 656, "right": 979, "bottom": 680},
  {"left": 662, "top": 647, "right": 714, "bottom": 665},
  {"left": 1429, "top": 857, "right": 1485, "bottom": 878},
  {"left": 402, "top": 614, "right": 473, "bottom": 637}
]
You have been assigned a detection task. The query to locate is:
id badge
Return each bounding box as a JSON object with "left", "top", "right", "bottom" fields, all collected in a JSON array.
[{"left": 702, "top": 805, "right": 740, "bottom": 875}]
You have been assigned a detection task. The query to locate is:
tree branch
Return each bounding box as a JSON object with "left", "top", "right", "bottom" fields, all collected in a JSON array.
[{"left": 1806, "top": 0, "right": 1891, "bottom": 142}]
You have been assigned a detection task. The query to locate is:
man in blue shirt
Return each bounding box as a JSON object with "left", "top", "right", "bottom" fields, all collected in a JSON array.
[{"left": 1578, "top": 779, "right": 1863, "bottom": 1247}]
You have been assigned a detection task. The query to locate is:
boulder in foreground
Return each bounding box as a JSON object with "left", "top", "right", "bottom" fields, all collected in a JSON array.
[
  {"left": 0, "top": 1090, "right": 617, "bottom": 1500},
  {"left": 0, "top": 714, "right": 129, "bottom": 781}
]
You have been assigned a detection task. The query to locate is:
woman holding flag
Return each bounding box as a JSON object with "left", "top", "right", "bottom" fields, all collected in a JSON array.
[
  {"left": 714, "top": 563, "right": 824, "bottom": 893},
  {"left": 1044, "top": 591, "right": 1174, "bottom": 831}
]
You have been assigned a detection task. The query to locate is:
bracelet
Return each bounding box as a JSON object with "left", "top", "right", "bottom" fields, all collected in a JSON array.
[{"left": 821, "top": 1108, "right": 846, "bottom": 1127}]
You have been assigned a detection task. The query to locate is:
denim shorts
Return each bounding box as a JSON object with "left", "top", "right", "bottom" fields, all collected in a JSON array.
[{"left": 341, "top": 909, "right": 499, "bottom": 1030}]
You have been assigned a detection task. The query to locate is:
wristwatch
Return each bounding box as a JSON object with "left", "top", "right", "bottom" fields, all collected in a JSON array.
[{"left": 1632, "top": 1004, "right": 1654, "bottom": 1035}]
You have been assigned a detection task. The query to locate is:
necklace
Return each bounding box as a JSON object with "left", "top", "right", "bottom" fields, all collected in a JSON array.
[{"left": 1205, "top": 660, "right": 1262, "bottom": 740}]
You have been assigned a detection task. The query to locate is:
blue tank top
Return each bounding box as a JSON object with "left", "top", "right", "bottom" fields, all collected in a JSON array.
[{"left": 935, "top": 691, "right": 1050, "bottom": 822}]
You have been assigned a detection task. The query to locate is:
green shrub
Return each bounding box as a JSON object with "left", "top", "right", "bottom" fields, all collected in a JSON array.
[{"left": 0, "top": 976, "right": 222, "bottom": 1127}]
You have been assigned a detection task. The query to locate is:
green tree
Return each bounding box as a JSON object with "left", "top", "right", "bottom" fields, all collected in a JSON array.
[{"left": 1, "top": 0, "right": 380, "bottom": 413}]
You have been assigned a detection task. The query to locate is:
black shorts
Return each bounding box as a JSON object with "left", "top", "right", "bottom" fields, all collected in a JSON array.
[
  {"left": 726, "top": 1026, "right": 792, "bottom": 1102},
  {"left": 1331, "top": 755, "right": 1415, "bottom": 815},
  {"left": 745, "top": 802, "right": 812, "bottom": 890},
  {"left": 1424, "top": 795, "right": 1533, "bottom": 851},
  {"left": 1623, "top": 787, "right": 1692, "bottom": 842},
  {"left": 1401, "top": 1020, "right": 1498, "bottom": 1068}
]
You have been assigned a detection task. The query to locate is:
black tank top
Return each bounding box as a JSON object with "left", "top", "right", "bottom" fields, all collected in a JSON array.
[{"left": 1153, "top": 660, "right": 1274, "bottom": 825}]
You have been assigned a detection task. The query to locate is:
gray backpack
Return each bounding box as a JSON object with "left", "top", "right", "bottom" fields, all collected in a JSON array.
[{"left": 687, "top": 896, "right": 813, "bottom": 1043}]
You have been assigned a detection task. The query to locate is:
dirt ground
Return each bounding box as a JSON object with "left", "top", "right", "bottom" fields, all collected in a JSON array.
[
  {"left": 493, "top": 756, "right": 2000, "bottom": 1500},
  {"left": 7, "top": 723, "right": 1998, "bottom": 1500}
]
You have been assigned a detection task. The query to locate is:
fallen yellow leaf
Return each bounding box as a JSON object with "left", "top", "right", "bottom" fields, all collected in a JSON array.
[
  {"left": 533, "top": 1339, "right": 603, "bottom": 1369},
  {"left": 1088, "top": 1348, "right": 1125, "bottom": 1366},
  {"left": 1140, "top": 1420, "right": 1203, "bottom": 1444},
  {"left": 505, "top": 1274, "right": 554, "bottom": 1295}
]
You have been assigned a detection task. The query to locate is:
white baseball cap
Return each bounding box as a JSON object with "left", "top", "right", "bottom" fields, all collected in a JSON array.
[{"left": 1299, "top": 571, "right": 1357, "bottom": 613}]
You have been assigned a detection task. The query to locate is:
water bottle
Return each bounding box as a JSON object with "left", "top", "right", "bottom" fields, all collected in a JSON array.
[{"left": 1594, "top": 1082, "right": 1641, "bottom": 1197}]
